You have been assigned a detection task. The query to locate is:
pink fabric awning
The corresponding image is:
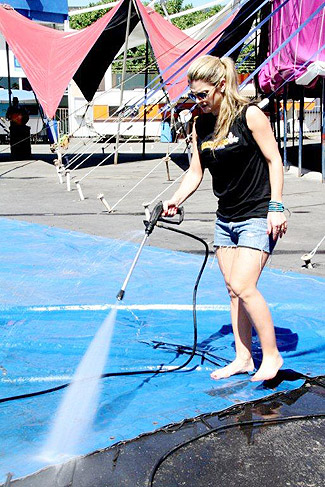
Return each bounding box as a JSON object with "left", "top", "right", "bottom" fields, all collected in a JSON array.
[
  {"left": 0, "top": 0, "right": 256, "bottom": 118},
  {"left": 0, "top": 3, "right": 122, "bottom": 118},
  {"left": 134, "top": 0, "right": 236, "bottom": 102},
  {"left": 258, "top": 0, "right": 325, "bottom": 93}
]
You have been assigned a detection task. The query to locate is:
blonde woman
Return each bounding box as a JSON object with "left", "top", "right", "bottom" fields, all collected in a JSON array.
[{"left": 163, "top": 55, "right": 287, "bottom": 382}]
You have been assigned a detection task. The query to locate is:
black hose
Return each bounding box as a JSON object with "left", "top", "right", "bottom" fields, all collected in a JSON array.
[
  {"left": 0, "top": 225, "right": 210, "bottom": 404},
  {"left": 148, "top": 412, "right": 325, "bottom": 486}
]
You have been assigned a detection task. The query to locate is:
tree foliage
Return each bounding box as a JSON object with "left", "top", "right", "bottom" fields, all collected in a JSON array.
[
  {"left": 70, "top": 1, "right": 114, "bottom": 29},
  {"left": 154, "top": 0, "right": 222, "bottom": 30},
  {"left": 236, "top": 42, "right": 256, "bottom": 74}
]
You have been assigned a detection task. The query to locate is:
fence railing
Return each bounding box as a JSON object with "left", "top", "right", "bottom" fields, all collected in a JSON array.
[{"left": 56, "top": 108, "right": 69, "bottom": 135}]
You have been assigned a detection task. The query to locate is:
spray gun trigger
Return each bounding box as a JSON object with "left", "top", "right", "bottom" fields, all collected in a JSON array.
[{"left": 158, "top": 206, "right": 184, "bottom": 225}]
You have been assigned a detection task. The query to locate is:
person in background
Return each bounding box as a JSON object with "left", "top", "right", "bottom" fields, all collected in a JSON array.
[
  {"left": 6, "top": 96, "right": 29, "bottom": 126},
  {"left": 163, "top": 55, "right": 287, "bottom": 382}
]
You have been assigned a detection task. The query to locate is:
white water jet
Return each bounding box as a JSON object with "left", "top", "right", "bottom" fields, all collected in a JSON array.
[{"left": 40, "top": 306, "right": 118, "bottom": 463}]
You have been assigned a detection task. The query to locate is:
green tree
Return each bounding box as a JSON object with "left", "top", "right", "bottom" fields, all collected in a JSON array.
[
  {"left": 236, "top": 42, "right": 256, "bottom": 74},
  {"left": 155, "top": 0, "right": 222, "bottom": 31},
  {"left": 70, "top": 0, "right": 115, "bottom": 29}
]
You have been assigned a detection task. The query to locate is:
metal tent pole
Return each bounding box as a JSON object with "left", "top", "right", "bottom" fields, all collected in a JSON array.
[
  {"left": 142, "top": 39, "right": 149, "bottom": 159},
  {"left": 269, "top": 93, "right": 276, "bottom": 136},
  {"left": 283, "top": 83, "right": 288, "bottom": 170},
  {"left": 133, "top": 0, "right": 173, "bottom": 175},
  {"left": 298, "top": 86, "right": 304, "bottom": 177},
  {"left": 321, "top": 78, "right": 325, "bottom": 183},
  {"left": 292, "top": 95, "right": 295, "bottom": 149},
  {"left": 114, "top": 0, "right": 133, "bottom": 165},
  {"left": 5, "top": 42, "right": 12, "bottom": 107},
  {"left": 276, "top": 96, "right": 281, "bottom": 150}
]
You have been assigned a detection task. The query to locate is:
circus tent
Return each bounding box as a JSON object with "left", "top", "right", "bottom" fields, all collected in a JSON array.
[{"left": 0, "top": 0, "right": 261, "bottom": 118}]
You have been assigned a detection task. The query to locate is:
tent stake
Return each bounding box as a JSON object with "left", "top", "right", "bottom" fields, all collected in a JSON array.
[
  {"left": 165, "top": 155, "right": 171, "bottom": 181},
  {"left": 97, "top": 193, "right": 111, "bottom": 212},
  {"left": 4, "top": 473, "right": 12, "bottom": 487},
  {"left": 75, "top": 180, "right": 85, "bottom": 200},
  {"left": 54, "top": 161, "right": 64, "bottom": 184},
  {"left": 66, "top": 169, "right": 71, "bottom": 191}
]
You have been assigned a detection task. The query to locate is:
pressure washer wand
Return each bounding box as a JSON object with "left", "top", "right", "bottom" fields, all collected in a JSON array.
[
  {"left": 116, "top": 201, "right": 165, "bottom": 301},
  {"left": 116, "top": 233, "right": 149, "bottom": 302}
]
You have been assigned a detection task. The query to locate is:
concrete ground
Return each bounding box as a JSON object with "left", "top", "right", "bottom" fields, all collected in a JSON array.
[{"left": 0, "top": 139, "right": 324, "bottom": 277}]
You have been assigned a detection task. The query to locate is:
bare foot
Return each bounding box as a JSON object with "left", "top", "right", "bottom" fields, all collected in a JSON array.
[
  {"left": 251, "top": 354, "right": 283, "bottom": 382},
  {"left": 210, "top": 357, "right": 255, "bottom": 380}
]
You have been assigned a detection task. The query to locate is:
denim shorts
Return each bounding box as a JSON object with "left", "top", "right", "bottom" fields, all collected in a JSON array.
[{"left": 214, "top": 217, "right": 277, "bottom": 254}]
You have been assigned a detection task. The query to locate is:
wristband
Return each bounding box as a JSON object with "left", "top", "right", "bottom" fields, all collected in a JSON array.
[{"left": 268, "top": 201, "right": 284, "bottom": 212}]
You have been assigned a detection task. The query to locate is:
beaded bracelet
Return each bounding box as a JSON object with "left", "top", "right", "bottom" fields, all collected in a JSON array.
[{"left": 268, "top": 201, "right": 285, "bottom": 212}]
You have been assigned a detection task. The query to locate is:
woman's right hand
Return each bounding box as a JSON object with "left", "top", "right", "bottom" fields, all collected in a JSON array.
[{"left": 162, "top": 199, "right": 179, "bottom": 216}]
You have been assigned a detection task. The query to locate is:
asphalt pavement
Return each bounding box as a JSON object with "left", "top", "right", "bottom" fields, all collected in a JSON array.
[{"left": 0, "top": 139, "right": 324, "bottom": 277}]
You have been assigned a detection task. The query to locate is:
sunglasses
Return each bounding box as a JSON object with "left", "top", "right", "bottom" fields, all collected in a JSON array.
[{"left": 188, "top": 86, "right": 216, "bottom": 101}]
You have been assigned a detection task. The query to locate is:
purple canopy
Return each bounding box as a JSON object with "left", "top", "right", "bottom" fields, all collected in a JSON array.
[{"left": 258, "top": 0, "right": 325, "bottom": 93}]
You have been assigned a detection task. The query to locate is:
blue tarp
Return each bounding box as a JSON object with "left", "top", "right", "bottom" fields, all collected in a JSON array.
[
  {"left": 0, "top": 218, "right": 324, "bottom": 481},
  {"left": 5, "top": 1, "right": 68, "bottom": 23}
]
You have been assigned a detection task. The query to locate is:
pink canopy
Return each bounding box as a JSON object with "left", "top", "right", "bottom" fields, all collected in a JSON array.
[
  {"left": 258, "top": 0, "right": 325, "bottom": 93},
  {"left": 135, "top": 0, "right": 236, "bottom": 102},
  {"left": 0, "top": 3, "right": 122, "bottom": 118},
  {"left": 0, "top": 0, "right": 258, "bottom": 118}
]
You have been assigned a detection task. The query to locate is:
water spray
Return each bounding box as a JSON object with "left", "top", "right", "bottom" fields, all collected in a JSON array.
[
  {"left": 0, "top": 202, "right": 211, "bottom": 408},
  {"left": 116, "top": 201, "right": 184, "bottom": 301}
]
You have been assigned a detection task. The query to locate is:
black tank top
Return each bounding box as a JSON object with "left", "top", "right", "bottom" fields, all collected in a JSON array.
[{"left": 195, "top": 106, "right": 271, "bottom": 222}]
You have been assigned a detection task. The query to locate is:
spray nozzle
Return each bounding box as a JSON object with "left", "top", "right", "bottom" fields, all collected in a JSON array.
[{"left": 116, "top": 289, "right": 125, "bottom": 301}]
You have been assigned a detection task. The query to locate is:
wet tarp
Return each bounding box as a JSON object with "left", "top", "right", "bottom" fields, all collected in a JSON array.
[
  {"left": 4, "top": 0, "right": 68, "bottom": 23},
  {"left": 0, "top": 218, "right": 324, "bottom": 482},
  {"left": 258, "top": 0, "right": 325, "bottom": 93}
]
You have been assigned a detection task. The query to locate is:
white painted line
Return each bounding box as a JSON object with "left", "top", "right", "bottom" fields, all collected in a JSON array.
[
  {"left": 17, "top": 302, "right": 322, "bottom": 312},
  {"left": 0, "top": 375, "right": 72, "bottom": 384},
  {"left": 26, "top": 304, "right": 230, "bottom": 312},
  {"left": 0, "top": 366, "right": 212, "bottom": 384}
]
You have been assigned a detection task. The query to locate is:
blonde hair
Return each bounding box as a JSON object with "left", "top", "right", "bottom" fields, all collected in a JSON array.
[{"left": 187, "top": 55, "right": 249, "bottom": 146}]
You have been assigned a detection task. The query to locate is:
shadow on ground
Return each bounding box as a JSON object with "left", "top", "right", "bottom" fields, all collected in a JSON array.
[{"left": 284, "top": 143, "right": 322, "bottom": 173}]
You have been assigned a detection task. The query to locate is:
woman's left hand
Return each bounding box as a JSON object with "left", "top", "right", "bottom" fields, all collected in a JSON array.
[{"left": 267, "top": 212, "right": 287, "bottom": 240}]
